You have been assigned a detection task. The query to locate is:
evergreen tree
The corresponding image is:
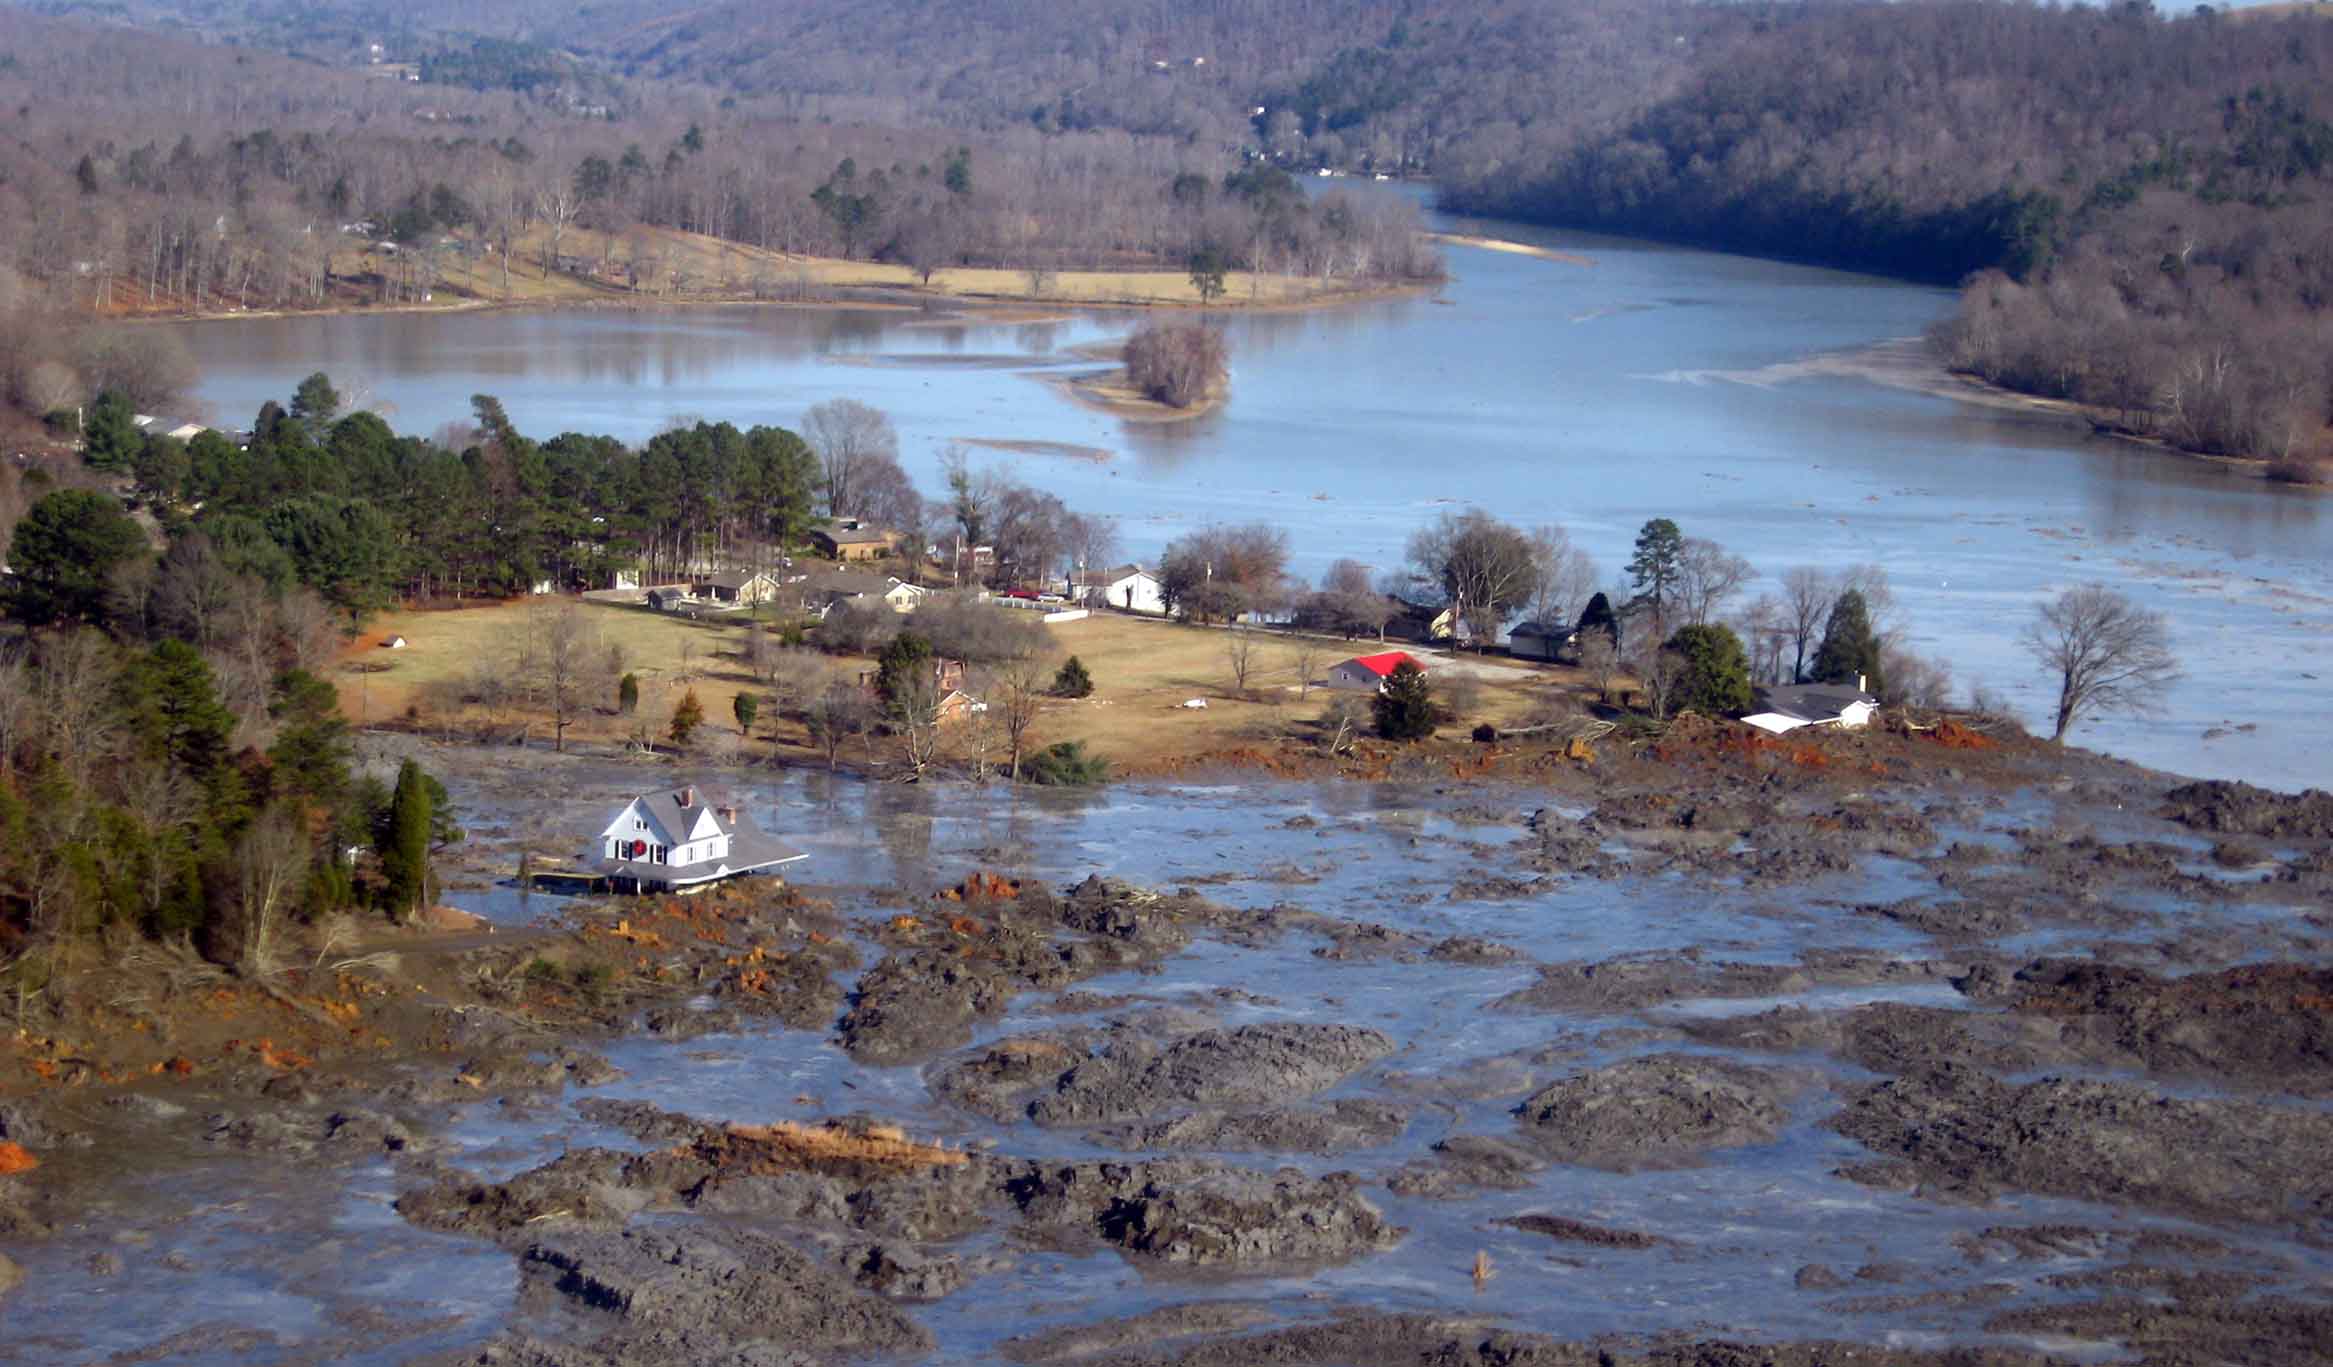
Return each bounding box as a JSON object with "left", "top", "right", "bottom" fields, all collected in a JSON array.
[
  {"left": 378, "top": 759, "right": 433, "bottom": 921},
  {"left": 669, "top": 688, "right": 706, "bottom": 746},
  {"left": 266, "top": 670, "right": 353, "bottom": 808},
  {"left": 1811, "top": 589, "right": 1886, "bottom": 695},
  {"left": 875, "top": 633, "right": 935, "bottom": 708},
  {"left": 6, "top": 490, "right": 150, "bottom": 626},
  {"left": 618, "top": 673, "right": 639, "bottom": 714},
  {"left": 1626, "top": 518, "right": 1684, "bottom": 631},
  {"left": 1372, "top": 660, "right": 1440, "bottom": 740},
  {"left": 290, "top": 372, "right": 341, "bottom": 432},
  {"left": 1665, "top": 623, "right": 1755, "bottom": 716},
  {"left": 83, "top": 391, "right": 143, "bottom": 472},
  {"left": 1051, "top": 656, "right": 1094, "bottom": 698},
  {"left": 125, "top": 640, "right": 244, "bottom": 815},
  {"left": 1576, "top": 591, "right": 1619, "bottom": 649},
  {"left": 732, "top": 691, "right": 759, "bottom": 735}
]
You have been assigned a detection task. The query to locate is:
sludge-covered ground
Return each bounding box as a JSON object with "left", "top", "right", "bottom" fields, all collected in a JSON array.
[{"left": 7, "top": 745, "right": 2333, "bottom": 1366}]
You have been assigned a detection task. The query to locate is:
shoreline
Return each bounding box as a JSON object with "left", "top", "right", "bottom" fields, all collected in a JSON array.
[
  {"left": 1036, "top": 365, "right": 1227, "bottom": 424},
  {"left": 1823, "top": 338, "right": 2327, "bottom": 490},
  {"left": 1423, "top": 230, "right": 1595, "bottom": 267},
  {"left": 102, "top": 263, "right": 1435, "bottom": 331}
]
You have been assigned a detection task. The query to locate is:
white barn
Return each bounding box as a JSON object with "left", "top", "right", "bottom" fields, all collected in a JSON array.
[{"left": 1073, "top": 565, "right": 1166, "bottom": 616}]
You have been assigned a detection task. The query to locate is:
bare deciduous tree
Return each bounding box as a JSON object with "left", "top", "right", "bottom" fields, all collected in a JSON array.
[
  {"left": 991, "top": 654, "right": 1051, "bottom": 780},
  {"left": 807, "top": 681, "right": 871, "bottom": 772},
  {"left": 1778, "top": 566, "right": 1834, "bottom": 683},
  {"left": 520, "top": 603, "right": 613, "bottom": 752},
  {"left": 1578, "top": 631, "right": 1622, "bottom": 705},
  {"left": 231, "top": 804, "right": 307, "bottom": 976},
  {"left": 1675, "top": 537, "right": 1755, "bottom": 628},
  {"left": 1291, "top": 636, "right": 1324, "bottom": 701},
  {"left": 1224, "top": 628, "right": 1260, "bottom": 697},
  {"left": 804, "top": 398, "right": 899, "bottom": 520},
  {"left": 2020, "top": 584, "right": 2179, "bottom": 742}
]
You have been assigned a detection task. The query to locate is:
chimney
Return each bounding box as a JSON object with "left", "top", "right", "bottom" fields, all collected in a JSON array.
[
  {"left": 677, "top": 786, "right": 693, "bottom": 808},
  {"left": 716, "top": 804, "right": 736, "bottom": 825},
  {"left": 1856, "top": 673, "right": 1867, "bottom": 694}
]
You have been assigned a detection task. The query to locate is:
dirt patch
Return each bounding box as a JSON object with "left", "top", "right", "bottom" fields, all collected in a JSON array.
[
  {"left": 1832, "top": 1064, "right": 2333, "bottom": 1235},
  {"left": 1515, "top": 1054, "right": 1802, "bottom": 1170},
  {"left": 1494, "top": 952, "right": 1958, "bottom": 1016},
  {"left": 1678, "top": 1002, "right": 2060, "bottom": 1076}
]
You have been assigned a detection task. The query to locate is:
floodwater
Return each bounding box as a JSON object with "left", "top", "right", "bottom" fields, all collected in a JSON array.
[
  {"left": 179, "top": 210, "right": 2330, "bottom": 788},
  {"left": 6, "top": 766, "right": 2329, "bottom": 1364}
]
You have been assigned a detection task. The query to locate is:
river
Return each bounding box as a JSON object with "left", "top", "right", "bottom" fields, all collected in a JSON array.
[{"left": 179, "top": 213, "right": 2331, "bottom": 791}]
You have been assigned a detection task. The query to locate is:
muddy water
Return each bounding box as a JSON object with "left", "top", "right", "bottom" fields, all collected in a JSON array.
[{"left": 11, "top": 764, "right": 2331, "bottom": 1364}]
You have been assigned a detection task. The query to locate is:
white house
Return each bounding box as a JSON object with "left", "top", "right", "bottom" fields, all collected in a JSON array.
[
  {"left": 880, "top": 579, "right": 928, "bottom": 613},
  {"left": 593, "top": 784, "right": 807, "bottom": 894},
  {"left": 1327, "top": 650, "right": 1426, "bottom": 693},
  {"left": 1073, "top": 565, "right": 1165, "bottom": 616},
  {"left": 1741, "top": 680, "right": 1879, "bottom": 735}
]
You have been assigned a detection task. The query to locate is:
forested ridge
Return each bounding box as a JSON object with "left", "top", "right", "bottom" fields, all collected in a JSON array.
[{"left": 9, "top": 0, "right": 2333, "bottom": 465}]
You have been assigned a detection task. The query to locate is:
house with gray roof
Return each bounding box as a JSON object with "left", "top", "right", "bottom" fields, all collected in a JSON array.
[
  {"left": 592, "top": 784, "right": 806, "bottom": 894},
  {"left": 1741, "top": 679, "right": 1878, "bottom": 735}
]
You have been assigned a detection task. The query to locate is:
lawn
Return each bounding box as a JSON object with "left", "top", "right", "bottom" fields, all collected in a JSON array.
[{"left": 337, "top": 598, "right": 1566, "bottom": 771}]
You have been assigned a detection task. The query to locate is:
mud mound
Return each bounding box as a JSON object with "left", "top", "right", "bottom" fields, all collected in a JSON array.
[
  {"left": 1028, "top": 1023, "right": 1395, "bottom": 1127},
  {"left": 1516, "top": 1054, "right": 1798, "bottom": 1170},
  {"left": 1495, "top": 952, "right": 1953, "bottom": 1016},
  {"left": 1008, "top": 1159, "right": 1399, "bottom": 1267},
  {"left": 1085, "top": 1100, "right": 1410, "bottom": 1154},
  {"left": 696, "top": 1120, "right": 967, "bottom": 1174},
  {"left": 1679, "top": 1003, "right": 2057, "bottom": 1076},
  {"left": 1986, "top": 1295, "right": 2333, "bottom": 1366},
  {"left": 2163, "top": 780, "right": 2333, "bottom": 839},
  {"left": 1832, "top": 1065, "right": 2333, "bottom": 1234},
  {"left": 998, "top": 1310, "right": 2057, "bottom": 1367},
  {"left": 1498, "top": 1213, "right": 1669, "bottom": 1249},
  {"left": 839, "top": 877, "right": 1202, "bottom": 1066},
  {"left": 1385, "top": 1134, "right": 1551, "bottom": 1198},
  {"left": 517, "top": 1225, "right": 930, "bottom": 1358},
  {"left": 2004, "top": 959, "right": 2333, "bottom": 1094},
  {"left": 396, "top": 1149, "right": 671, "bottom": 1243}
]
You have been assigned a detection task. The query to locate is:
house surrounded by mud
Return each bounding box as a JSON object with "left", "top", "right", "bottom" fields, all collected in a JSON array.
[
  {"left": 589, "top": 785, "right": 807, "bottom": 894},
  {"left": 1741, "top": 680, "right": 1878, "bottom": 735}
]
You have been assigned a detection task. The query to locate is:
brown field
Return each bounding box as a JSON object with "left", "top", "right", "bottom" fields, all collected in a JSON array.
[
  {"left": 337, "top": 598, "right": 1575, "bottom": 774},
  {"left": 309, "top": 225, "right": 1380, "bottom": 317}
]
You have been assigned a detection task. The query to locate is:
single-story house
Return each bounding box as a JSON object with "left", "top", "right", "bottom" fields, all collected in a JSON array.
[
  {"left": 644, "top": 585, "right": 696, "bottom": 612},
  {"left": 881, "top": 580, "right": 928, "bottom": 613},
  {"left": 1741, "top": 680, "right": 1879, "bottom": 735},
  {"left": 134, "top": 415, "right": 213, "bottom": 442},
  {"left": 697, "top": 569, "right": 781, "bottom": 606},
  {"left": 1073, "top": 565, "right": 1165, "bottom": 616},
  {"left": 1327, "top": 650, "right": 1427, "bottom": 692},
  {"left": 785, "top": 567, "right": 893, "bottom": 616},
  {"left": 935, "top": 688, "right": 986, "bottom": 724},
  {"left": 589, "top": 783, "right": 807, "bottom": 895},
  {"left": 1383, "top": 595, "right": 1468, "bottom": 645},
  {"left": 809, "top": 518, "right": 899, "bottom": 562},
  {"left": 1507, "top": 620, "right": 1574, "bottom": 662}
]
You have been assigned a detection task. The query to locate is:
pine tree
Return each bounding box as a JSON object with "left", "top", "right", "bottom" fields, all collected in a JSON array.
[
  {"left": 1051, "top": 656, "right": 1094, "bottom": 698},
  {"left": 1811, "top": 589, "right": 1885, "bottom": 695},
  {"left": 732, "top": 691, "right": 759, "bottom": 735},
  {"left": 618, "top": 673, "right": 639, "bottom": 714},
  {"left": 1665, "top": 624, "right": 1754, "bottom": 716},
  {"left": 669, "top": 688, "right": 705, "bottom": 746},
  {"left": 378, "top": 759, "right": 433, "bottom": 921},
  {"left": 1626, "top": 518, "right": 1684, "bottom": 630},
  {"left": 1576, "top": 591, "right": 1619, "bottom": 649},
  {"left": 1372, "top": 660, "right": 1440, "bottom": 741}
]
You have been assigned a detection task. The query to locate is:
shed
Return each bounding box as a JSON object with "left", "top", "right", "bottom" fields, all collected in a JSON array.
[{"left": 1327, "top": 650, "right": 1425, "bottom": 692}]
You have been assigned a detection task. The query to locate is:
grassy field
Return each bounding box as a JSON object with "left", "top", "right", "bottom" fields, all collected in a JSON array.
[
  {"left": 336, "top": 598, "right": 1569, "bottom": 772},
  {"left": 332, "top": 223, "right": 1362, "bottom": 314}
]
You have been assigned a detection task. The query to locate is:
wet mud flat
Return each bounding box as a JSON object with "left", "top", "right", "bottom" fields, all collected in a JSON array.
[{"left": 5, "top": 729, "right": 2333, "bottom": 1365}]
